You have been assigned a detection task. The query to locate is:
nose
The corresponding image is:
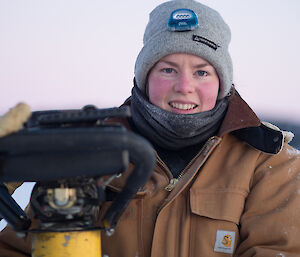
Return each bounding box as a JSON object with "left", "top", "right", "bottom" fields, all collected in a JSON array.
[{"left": 173, "top": 72, "right": 195, "bottom": 94}]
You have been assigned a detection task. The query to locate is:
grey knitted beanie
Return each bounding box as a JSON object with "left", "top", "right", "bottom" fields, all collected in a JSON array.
[{"left": 134, "top": 0, "right": 233, "bottom": 99}]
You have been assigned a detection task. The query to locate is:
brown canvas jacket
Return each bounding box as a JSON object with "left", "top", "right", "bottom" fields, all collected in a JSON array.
[{"left": 0, "top": 92, "right": 300, "bottom": 257}]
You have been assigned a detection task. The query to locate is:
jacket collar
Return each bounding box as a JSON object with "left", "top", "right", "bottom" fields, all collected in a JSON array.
[
  {"left": 218, "top": 90, "right": 260, "bottom": 136},
  {"left": 219, "top": 91, "right": 283, "bottom": 154}
]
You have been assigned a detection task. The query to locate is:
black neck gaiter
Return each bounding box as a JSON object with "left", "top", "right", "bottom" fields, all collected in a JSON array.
[{"left": 130, "top": 86, "right": 228, "bottom": 150}]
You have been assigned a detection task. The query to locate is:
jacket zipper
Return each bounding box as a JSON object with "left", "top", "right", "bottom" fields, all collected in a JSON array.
[
  {"left": 164, "top": 137, "right": 219, "bottom": 192},
  {"left": 164, "top": 173, "right": 184, "bottom": 192}
]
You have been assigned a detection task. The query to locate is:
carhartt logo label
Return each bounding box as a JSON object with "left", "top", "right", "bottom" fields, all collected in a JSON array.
[{"left": 214, "top": 230, "right": 235, "bottom": 254}]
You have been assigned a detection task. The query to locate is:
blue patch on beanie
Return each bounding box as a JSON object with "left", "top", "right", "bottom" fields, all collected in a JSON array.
[{"left": 168, "top": 9, "right": 199, "bottom": 31}]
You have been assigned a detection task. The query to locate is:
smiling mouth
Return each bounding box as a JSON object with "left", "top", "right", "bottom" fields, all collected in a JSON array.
[{"left": 169, "top": 102, "right": 198, "bottom": 110}]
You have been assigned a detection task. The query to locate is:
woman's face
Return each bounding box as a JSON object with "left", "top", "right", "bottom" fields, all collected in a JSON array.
[{"left": 147, "top": 53, "right": 219, "bottom": 114}]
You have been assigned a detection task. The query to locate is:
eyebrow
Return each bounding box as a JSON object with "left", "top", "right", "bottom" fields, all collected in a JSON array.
[{"left": 159, "top": 60, "right": 211, "bottom": 69}]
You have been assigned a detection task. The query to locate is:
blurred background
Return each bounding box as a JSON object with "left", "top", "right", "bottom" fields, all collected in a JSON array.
[{"left": 0, "top": 0, "right": 299, "bottom": 230}]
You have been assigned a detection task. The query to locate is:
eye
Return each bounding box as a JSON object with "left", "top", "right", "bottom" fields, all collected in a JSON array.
[
  {"left": 162, "top": 68, "right": 175, "bottom": 74},
  {"left": 196, "top": 70, "right": 208, "bottom": 76}
]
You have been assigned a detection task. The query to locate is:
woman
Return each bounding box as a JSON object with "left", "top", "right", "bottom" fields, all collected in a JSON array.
[{"left": 0, "top": 0, "right": 300, "bottom": 256}]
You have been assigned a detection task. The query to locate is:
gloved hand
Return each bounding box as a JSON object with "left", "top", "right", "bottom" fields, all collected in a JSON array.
[
  {"left": 0, "top": 103, "right": 31, "bottom": 138},
  {"left": 0, "top": 103, "right": 31, "bottom": 194}
]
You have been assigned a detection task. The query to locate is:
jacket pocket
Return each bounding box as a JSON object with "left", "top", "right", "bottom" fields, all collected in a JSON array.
[{"left": 189, "top": 187, "right": 247, "bottom": 224}]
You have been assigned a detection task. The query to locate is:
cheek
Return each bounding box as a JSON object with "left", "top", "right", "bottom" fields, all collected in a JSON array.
[
  {"left": 197, "top": 80, "right": 219, "bottom": 111},
  {"left": 148, "top": 76, "right": 171, "bottom": 106}
]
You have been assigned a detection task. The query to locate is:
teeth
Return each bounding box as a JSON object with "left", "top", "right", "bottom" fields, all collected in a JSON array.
[{"left": 170, "top": 102, "right": 197, "bottom": 110}]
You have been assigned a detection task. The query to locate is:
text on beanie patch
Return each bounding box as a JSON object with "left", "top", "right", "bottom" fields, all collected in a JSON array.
[{"left": 192, "top": 35, "right": 220, "bottom": 50}]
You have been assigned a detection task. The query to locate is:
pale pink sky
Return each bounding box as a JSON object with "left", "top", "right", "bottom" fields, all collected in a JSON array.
[{"left": 1, "top": 0, "right": 299, "bottom": 122}]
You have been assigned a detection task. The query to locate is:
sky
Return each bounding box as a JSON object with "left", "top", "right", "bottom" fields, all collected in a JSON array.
[
  {"left": 1, "top": 0, "right": 300, "bottom": 121},
  {"left": 0, "top": 0, "right": 300, "bottom": 230}
]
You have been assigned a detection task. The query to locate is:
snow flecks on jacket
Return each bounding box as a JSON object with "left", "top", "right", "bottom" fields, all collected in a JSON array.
[{"left": 285, "top": 147, "right": 300, "bottom": 158}]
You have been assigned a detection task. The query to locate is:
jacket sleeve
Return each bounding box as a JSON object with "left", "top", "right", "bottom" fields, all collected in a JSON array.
[{"left": 235, "top": 144, "right": 300, "bottom": 257}]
